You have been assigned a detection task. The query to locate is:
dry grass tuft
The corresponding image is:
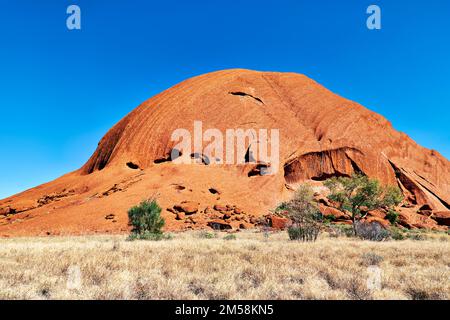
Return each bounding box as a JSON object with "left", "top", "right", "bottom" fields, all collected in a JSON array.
[{"left": 0, "top": 230, "right": 448, "bottom": 300}]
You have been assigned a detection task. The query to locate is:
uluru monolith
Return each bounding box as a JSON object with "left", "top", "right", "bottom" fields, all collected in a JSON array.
[{"left": 1, "top": 69, "right": 449, "bottom": 236}]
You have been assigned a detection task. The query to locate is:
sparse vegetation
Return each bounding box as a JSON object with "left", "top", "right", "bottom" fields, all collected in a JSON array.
[
  {"left": 274, "top": 202, "right": 289, "bottom": 213},
  {"left": 385, "top": 209, "right": 400, "bottom": 225},
  {"left": 406, "top": 231, "right": 426, "bottom": 241},
  {"left": 354, "top": 221, "right": 390, "bottom": 241},
  {"left": 328, "top": 224, "right": 355, "bottom": 238},
  {"left": 389, "top": 227, "right": 406, "bottom": 240},
  {"left": 282, "top": 184, "right": 322, "bottom": 242},
  {"left": 0, "top": 231, "right": 448, "bottom": 300},
  {"left": 288, "top": 225, "right": 320, "bottom": 242},
  {"left": 361, "top": 252, "right": 384, "bottom": 266},
  {"left": 223, "top": 234, "right": 237, "bottom": 241},
  {"left": 324, "top": 174, "right": 403, "bottom": 235},
  {"left": 127, "top": 199, "right": 166, "bottom": 240},
  {"left": 198, "top": 230, "right": 217, "bottom": 239},
  {"left": 323, "top": 214, "right": 337, "bottom": 223}
]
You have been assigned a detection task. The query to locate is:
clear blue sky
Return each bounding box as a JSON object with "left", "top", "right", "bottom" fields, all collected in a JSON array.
[{"left": 0, "top": 0, "right": 449, "bottom": 199}]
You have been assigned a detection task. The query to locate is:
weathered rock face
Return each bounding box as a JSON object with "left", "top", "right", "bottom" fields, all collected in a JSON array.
[{"left": 0, "top": 69, "right": 449, "bottom": 236}]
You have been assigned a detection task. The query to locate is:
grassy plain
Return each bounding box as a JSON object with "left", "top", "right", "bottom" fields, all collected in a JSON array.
[{"left": 0, "top": 230, "right": 448, "bottom": 300}]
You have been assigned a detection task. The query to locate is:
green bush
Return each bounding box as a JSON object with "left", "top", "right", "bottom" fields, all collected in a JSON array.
[
  {"left": 127, "top": 199, "right": 165, "bottom": 240},
  {"left": 385, "top": 210, "right": 400, "bottom": 225},
  {"left": 274, "top": 202, "right": 289, "bottom": 213},
  {"left": 288, "top": 226, "right": 303, "bottom": 240},
  {"left": 324, "top": 174, "right": 403, "bottom": 235},
  {"left": 223, "top": 234, "right": 237, "bottom": 241},
  {"left": 323, "top": 214, "right": 337, "bottom": 223}
]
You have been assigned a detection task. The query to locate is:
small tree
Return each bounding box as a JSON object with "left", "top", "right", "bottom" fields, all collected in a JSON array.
[
  {"left": 283, "top": 184, "right": 322, "bottom": 241},
  {"left": 128, "top": 198, "right": 165, "bottom": 240},
  {"left": 324, "top": 174, "right": 403, "bottom": 235}
]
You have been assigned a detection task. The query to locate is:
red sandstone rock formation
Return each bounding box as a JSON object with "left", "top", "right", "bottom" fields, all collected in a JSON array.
[{"left": 0, "top": 69, "right": 448, "bottom": 236}]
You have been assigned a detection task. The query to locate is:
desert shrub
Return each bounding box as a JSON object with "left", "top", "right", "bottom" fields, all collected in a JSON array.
[
  {"left": 274, "top": 202, "right": 289, "bottom": 213},
  {"left": 255, "top": 217, "right": 271, "bottom": 241},
  {"left": 262, "top": 227, "right": 271, "bottom": 241},
  {"left": 361, "top": 252, "right": 384, "bottom": 266},
  {"left": 389, "top": 227, "right": 405, "bottom": 240},
  {"left": 223, "top": 234, "right": 237, "bottom": 241},
  {"left": 285, "top": 185, "right": 322, "bottom": 221},
  {"left": 328, "top": 224, "right": 354, "bottom": 238},
  {"left": 283, "top": 184, "right": 322, "bottom": 242},
  {"left": 288, "top": 225, "right": 320, "bottom": 242},
  {"left": 198, "top": 231, "right": 217, "bottom": 239},
  {"left": 385, "top": 209, "right": 400, "bottom": 225},
  {"left": 323, "top": 214, "right": 337, "bottom": 223},
  {"left": 127, "top": 199, "right": 165, "bottom": 240},
  {"left": 256, "top": 216, "right": 271, "bottom": 236},
  {"left": 128, "top": 230, "right": 172, "bottom": 241},
  {"left": 354, "top": 221, "right": 390, "bottom": 241},
  {"left": 287, "top": 226, "right": 302, "bottom": 241},
  {"left": 406, "top": 287, "right": 440, "bottom": 300},
  {"left": 406, "top": 232, "right": 426, "bottom": 241},
  {"left": 383, "top": 186, "right": 404, "bottom": 208},
  {"left": 346, "top": 278, "right": 372, "bottom": 300}
]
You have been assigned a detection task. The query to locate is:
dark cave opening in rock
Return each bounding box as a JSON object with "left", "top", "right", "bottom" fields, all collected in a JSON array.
[{"left": 126, "top": 162, "right": 140, "bottom": 170}]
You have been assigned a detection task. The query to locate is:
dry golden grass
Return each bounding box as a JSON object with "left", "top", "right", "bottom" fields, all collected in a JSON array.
[{"left": 0, "top": 230, "right": 449, "bottom": 300}]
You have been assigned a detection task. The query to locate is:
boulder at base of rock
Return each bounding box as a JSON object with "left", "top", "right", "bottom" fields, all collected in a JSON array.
[
  {"left": 398, "top": 207, "right": 441, "bottom": 229},
  {"left": 213, "top": 204, "right": 228, "bottom": 212},
  {"left": 238, "top": 222, "right": 252, "bottom": 229},
  {"left": 319, "top": 204, "right": 349, "bottom": 221},
  {"left": 398, "top": 211, "right": 415, "bottom": 229},
  {"left": 222, "top": 213, "right": 231, "bottom": 220},
  {"left": 366, "top": 209, "right": 386, "bottom": 220},
  {"left": 268, "top": 215, "right": 290, "bottom": 230},
  {"left": 174, "top": 201, "right": 199, "bottom": 215},
  {"left": 364, "top": 216, "right": 390, "bottom": 228}
]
